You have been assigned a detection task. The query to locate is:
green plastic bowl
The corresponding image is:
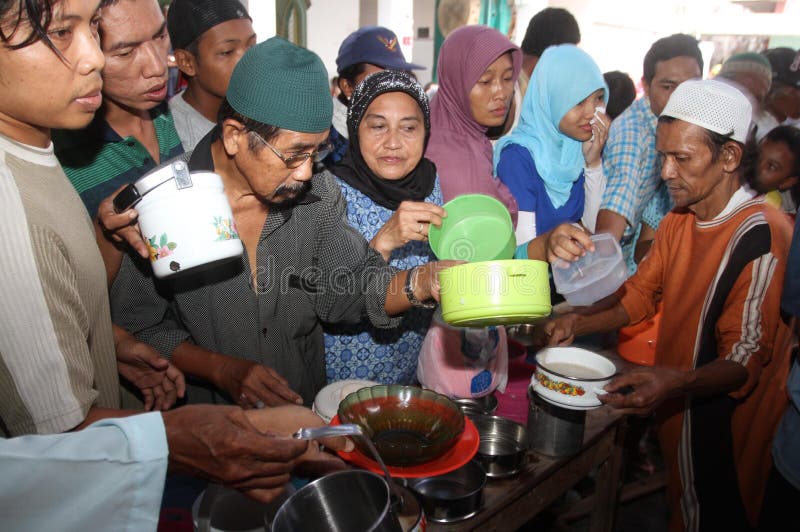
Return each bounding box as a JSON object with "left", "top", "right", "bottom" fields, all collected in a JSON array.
[
  {"left": 438, "top": 260, "right": 552, "bottom": 327},
  {"left": 429, "top": 194, "right": 515, "bottom": 262},
  {"left": 337, "top": 385, "right": 465, "bottom": 466}
]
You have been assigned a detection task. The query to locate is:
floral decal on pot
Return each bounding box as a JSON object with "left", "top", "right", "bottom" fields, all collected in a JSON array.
[
  {"left": 146, "top": 233, "right": 177, "bottom": 262},
  {"left": 535, "top": 372, "right": 586, "bottom": 397},
  {"left": 212, "top": 217, "right": 240, "bottom": 241}
]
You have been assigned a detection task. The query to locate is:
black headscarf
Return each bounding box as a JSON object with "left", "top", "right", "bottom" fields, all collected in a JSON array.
[{"left": 327, "top": 70, "right": 437, "bottom": 210}]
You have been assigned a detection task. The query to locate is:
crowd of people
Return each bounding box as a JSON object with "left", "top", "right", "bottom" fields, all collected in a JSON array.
[{"left": 1, "top": 0, "right": 799, "bottom": 530}]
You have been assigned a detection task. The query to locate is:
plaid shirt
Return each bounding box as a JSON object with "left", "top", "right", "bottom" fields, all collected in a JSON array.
[{"left": 601, "top": 97, "right": 664, "bottom": 266}]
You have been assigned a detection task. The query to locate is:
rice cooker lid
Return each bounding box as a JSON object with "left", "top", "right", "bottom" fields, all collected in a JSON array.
[{"left": 113, "top": 159, "right": 195, "bottom": 212}]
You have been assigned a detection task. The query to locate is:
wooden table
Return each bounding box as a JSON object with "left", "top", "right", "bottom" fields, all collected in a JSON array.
[{"left": 428, "top": 406, "right": 626, "bottom": 532}]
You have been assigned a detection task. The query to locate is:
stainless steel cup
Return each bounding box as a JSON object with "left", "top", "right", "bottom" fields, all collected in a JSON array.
[
  {"left": 271, "top": 470, "right": 402, "bottom": 532},
  {"left": 471, "top": 415, "right": 529, "bottom": 477},
  {"left": 407, "top": 460, "right": 486, "bottom": 523}
]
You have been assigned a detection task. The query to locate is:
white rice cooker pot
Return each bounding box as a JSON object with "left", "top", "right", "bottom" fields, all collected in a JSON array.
[{"left": 114, "top": 159, "right": 243, "bottom": 278}]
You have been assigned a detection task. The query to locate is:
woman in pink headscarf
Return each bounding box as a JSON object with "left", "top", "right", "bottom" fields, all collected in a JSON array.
[{"left": 426, "top": 25, "right": 522, "bottom": 226}]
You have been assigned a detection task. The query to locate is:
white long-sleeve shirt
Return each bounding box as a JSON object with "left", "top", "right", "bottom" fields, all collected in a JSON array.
[{"left": 0, "top": 413, "right": 168, "bottom": 532}]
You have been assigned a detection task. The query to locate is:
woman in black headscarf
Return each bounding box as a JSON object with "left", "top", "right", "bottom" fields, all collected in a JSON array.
[{"left": 324, "top": 69, "right": 444, "bottom": 385}]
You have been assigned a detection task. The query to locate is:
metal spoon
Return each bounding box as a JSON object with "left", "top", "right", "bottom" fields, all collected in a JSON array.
[{"left": 293, "top": 423, "right": 401, "bottom": 505}]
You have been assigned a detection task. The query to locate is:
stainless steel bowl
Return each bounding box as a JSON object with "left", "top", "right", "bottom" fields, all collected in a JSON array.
[
  {"left": 454, "top": 394, "right": 498, "bottom": 419},
  {"left": 507, "top": 323, "right": 541, "bottom": 346},
  {"left": 471, "top": 415, "right": 529, "bottom": 478},
  {"left": 407, "top": 460, "right": 486, "bottom": 523}
]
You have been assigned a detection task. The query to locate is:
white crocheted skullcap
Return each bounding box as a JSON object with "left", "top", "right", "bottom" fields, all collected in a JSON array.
[{"left": 660, "top": 79, "right": 752, "bottom": 143}]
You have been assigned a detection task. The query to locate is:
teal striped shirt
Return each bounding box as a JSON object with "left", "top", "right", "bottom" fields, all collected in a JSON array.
[{"left": 54, "top": 103, "right": 184, "bottom": 217}]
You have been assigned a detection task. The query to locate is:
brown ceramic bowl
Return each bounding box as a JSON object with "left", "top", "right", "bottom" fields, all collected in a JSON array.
[{"left": 337, "top": 385, "right": 465, "bottom": 467}]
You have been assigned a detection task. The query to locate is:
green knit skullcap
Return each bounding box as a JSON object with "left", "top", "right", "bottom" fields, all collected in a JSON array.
[
  {"left": 227, "top": 37, "right": 332, "bottom": 133},
  {"left": 719, "top": 52, "right": 773, "bottom": 86}
]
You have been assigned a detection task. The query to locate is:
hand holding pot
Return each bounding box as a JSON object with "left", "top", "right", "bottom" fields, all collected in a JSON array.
[
  {"left": 216, "top": 356, "right": 303, "bottom": 408},
  {"left": 98, "top": 185, "right": 149, "bottom": 259},
  {"left": 413, "top": 260, "right": 464, "bottom": 302},
  {"left": 599, "top": 366, "right": 685, "bottom": 415},
  {"left": 370, "top": 201, "right": 446, "bottom": 260}
]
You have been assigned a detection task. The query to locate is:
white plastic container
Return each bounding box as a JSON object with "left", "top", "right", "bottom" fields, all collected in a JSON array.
[
  {"left": 552, "top": 233, "right": 626, "bottom": 307},
  {"left": 116, "top": 160, "right": 243, "bottom": 278}
]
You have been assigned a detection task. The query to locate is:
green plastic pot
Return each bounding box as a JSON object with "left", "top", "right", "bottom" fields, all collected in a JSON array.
[
  {"left": 438, "top": 260, "right": 552, "bottom": 327},
  {"left": 429, "top": 194, "right": 515, "bottom": 262}
]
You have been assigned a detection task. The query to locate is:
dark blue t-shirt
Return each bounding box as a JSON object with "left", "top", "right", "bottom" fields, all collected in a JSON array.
[{"left": 496, "top": 143, "right": 585, "bottom": 239}]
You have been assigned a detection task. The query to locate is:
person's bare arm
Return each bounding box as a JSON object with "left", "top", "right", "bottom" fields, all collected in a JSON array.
[
  {"left": 634, "top": 222, "right": 656, "bottom": 263},
  {"left": 383, "top": 260, "right": 462, "bottom": 316},
  {"left": 171, "top": 341, "right": 303, "bottom": 407},
  {"left": 600, "top": 359, "right": 748, "bottom": 416},
  {"left": 595, "top": 209, "right": 628, "bottom": 241},
  {"left": 162, "top": 405, "right": 307, "bottom": 502},
  {"left": 540, "top": 296, "right": 630, "bottom": 346},
  {"left": 526, "top": 223, "right": 595, "bottom": 263},
  {"left": 113, "top": 324, "right": 185, "bottom": 411}
]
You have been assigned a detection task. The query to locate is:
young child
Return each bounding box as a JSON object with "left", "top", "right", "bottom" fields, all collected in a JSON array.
[{"left": 752, "top": 125, "right": 800, "bottom": 216}]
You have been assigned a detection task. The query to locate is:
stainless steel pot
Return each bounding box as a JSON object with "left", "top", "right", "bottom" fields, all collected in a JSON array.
[
  {"left": 271, "top": 470, "right": 401, "bottom": 532},
  {"left": 527, "top": 389, "right": 586, "bottom": 457},
  {"left": 194, "top": 483, "right": 293, "bottom": 532},
  {"left": 454, "top": 393, "right": 498, "bottom": 419},
  {"left": 407, "top": 460, "right": 486, "bottom": 524},
  {"left": 471, "top": 415, "right": 529, "bottom": 478}
]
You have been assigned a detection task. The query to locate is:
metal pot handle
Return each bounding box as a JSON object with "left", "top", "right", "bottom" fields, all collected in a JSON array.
[{"left": 196, "top": 483, "right": 221, "bottom": 532}]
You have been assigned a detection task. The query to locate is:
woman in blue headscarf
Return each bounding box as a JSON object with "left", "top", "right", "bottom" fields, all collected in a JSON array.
[{"left": 494, "top": 44, "right": 609, "bottom": 260}]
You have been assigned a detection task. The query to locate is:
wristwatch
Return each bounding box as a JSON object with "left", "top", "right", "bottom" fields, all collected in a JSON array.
[{"left": 404, "top": 267, "right": 437, "bottom": 309}]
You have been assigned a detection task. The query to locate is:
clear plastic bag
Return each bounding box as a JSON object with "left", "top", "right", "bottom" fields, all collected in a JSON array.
[{"left": 417, "top": 308, "right": 508, "bottom": 398}]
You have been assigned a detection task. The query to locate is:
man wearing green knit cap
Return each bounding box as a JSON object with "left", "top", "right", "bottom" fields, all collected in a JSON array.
[{"left": 110, "top": 37, "right": 457, "bottom": 408}]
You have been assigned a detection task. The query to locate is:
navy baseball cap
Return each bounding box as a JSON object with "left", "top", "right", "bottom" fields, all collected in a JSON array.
[{"left": 336, "top": 26, "right": 424, "bottom": 74}]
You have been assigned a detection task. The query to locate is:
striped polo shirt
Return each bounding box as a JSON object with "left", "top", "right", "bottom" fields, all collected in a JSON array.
[{"left": 53, "top": 103, "right": 184, "bottom": 217}]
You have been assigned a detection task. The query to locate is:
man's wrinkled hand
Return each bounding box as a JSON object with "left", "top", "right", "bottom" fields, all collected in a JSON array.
[
  {"left": 163, "top": 405, "right": 310, "bottom": 503},
  {"left": 245, "top": 405, "right": 351, "bottom": 479},
  {"left": 115, "top": 328, "right": 185, "bottom": 410},
  {"left": 217, "top": 357, "right": 303, "bottom": 408},
  {"left": 599, "top": 367, "right": 686, "bottom": 416},
  {"left": 245, "top": 404, "right": 354, "bottom": 452}
]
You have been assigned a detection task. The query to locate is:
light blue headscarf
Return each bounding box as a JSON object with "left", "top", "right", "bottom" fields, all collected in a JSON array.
[{"left": 493, "top": 44, "right": 607, "bottom": 208}]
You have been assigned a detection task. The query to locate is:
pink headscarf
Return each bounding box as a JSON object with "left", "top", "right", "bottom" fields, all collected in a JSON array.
[{"left": 426, "top": 25, "right": 522, "bottom": 226}]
